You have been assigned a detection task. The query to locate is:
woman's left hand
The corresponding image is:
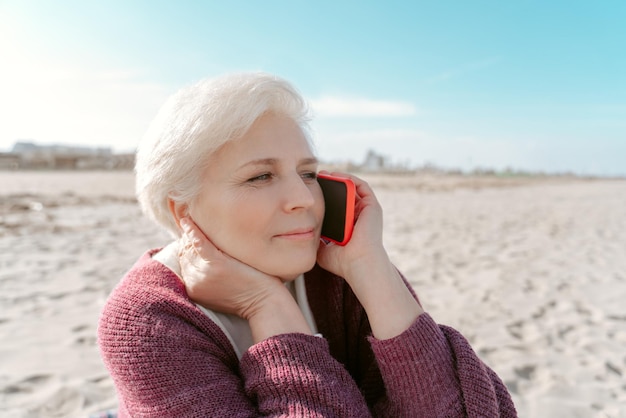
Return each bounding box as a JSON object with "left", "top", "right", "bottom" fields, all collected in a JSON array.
[
  {"left": 316, "top": 172, "right": 424, "bottom": 340},
  {"left": 316, "top": 172, "right": 388, "bottom": 283}
]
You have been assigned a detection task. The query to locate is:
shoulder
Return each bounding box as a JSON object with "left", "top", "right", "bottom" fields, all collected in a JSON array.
[
  {"left": 101, "top": 249, "right": 189, "bottom": 320},
  {"left": 98, "top": 250, "right": 223, "bottom": 351},
  {"left": 97, "top": 252, "right": 243, "bottom": 414}
]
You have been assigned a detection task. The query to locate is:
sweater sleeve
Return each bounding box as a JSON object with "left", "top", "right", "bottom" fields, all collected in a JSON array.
[
  {"left": 99, "top": 285, "right": 255, "bottom": 417},
  {"left": 304, "top": 265, "right": 516, "bottom": 417},
  {"left": 367, "top": 313, "right": 517, "bottom": 417},
  {"left": 241, "top": 333, "right": 371, "bottom": 417},
  {"left": 98, "top": 260, "right": 373, "bottom": 417}
]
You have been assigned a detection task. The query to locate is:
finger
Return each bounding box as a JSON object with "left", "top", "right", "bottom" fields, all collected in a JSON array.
[
  {"left": 180, "top": 217, "right": 202, "bottom": 245},
  {"left": 177, "top": 236, "right": 198, "bottom": 270},
  {"left": 325, "top": 172, "right": 375, "bottom": 199},
  {"left": 181, "top": 216, "right": 226, "bottom": 263},
  {"left": 177, "top": 235, "right": 191, "bottom": 255},
  {"left": 179, "top": 217, "right": 205, "bottom": 249},
  {"left": 345, "top": 174, "right": 376, "bottom": 201},
  {"left": 179, "top": 219, "right": 206, "bottom": 263},
  {"left": 317, "top": 238, "right": 344, "bottom": 276}
]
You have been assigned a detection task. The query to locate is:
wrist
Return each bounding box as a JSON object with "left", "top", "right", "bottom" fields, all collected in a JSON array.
[
  {"left": 343, "top": 248, "right": 393, "bottom": 287},
  {"left": 246, "top": 286, "right": 313, "bottom": 343},
  {"left": 345, "top": 256, "right": 424, "bottom": 340}
]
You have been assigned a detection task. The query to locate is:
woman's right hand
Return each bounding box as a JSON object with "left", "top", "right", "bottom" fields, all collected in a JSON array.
[
  {"left": 178, "top": 217, "right": 284, "bottom": 319},
  {"left": 178, "top": 217, "right": 313, "bottom": 341}
]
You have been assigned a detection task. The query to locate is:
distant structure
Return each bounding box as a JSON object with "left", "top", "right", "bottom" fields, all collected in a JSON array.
[
  {"left": 361, "top": 149, "right": 390, "bottom": 172},
  {"left": 320, "top": 149, "right": 415, "bottom": 174},
  {"left": 0, "top": 141, "right": 134, "bottom": 170},
  {"left": 350, "top": 149, "right": 413, "bottom": 174}
]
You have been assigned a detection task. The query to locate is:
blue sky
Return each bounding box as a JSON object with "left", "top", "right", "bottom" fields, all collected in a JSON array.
[{"left": 1, "top": 1, "right": 625, "bottom": 175}]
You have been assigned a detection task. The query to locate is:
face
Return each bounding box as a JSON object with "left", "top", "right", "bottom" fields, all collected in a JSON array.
[{"left": 188, "top": 113, "right": 324, "bottom": 280}]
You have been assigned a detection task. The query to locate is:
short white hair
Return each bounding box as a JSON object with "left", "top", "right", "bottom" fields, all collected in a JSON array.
[{"left": 135, "top": 72, "right": 313, "bottom": 237}]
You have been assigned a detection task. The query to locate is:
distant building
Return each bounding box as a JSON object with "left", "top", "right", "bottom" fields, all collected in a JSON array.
[
  {"left": 362, "top": 149, "right": 390, "bottom": 172},
  {"left": 0, "top": 152, "right": 20, "bottom": 169},
  {"left": 347, "top": 149, "right": 414, "bottom": 174},
  {"left": 3, "top": 141, "right": 133, "bottom": 170}
]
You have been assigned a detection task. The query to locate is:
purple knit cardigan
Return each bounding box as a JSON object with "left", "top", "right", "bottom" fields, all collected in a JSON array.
[{"left": 98, "top": 250, "right": 517, "bottom": 417}]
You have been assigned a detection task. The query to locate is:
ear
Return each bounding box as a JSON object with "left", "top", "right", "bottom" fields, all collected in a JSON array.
[{"left": 168, "top": 198, "right": 189, "bottom": 230}]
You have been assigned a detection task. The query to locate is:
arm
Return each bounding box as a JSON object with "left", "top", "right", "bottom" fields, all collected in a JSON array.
[
  {"left": 98, "top": 262, "right": 372, "bottom": 417},
  {"left": 177, "top": 219, "right": 375, "bottom": 416},
  {"left": 242, "top": 333, "right": 371, "bottom": 417},
  {"left": 316, "top": 173, "right": 517, "bottom": 417},
  {"left": 315, "top": 172, "right": 423, "bottom": 340},
  {"left": 368, "top": 309, "right": 517, "bottom": 417},
  {"left": 98, "top": 275, "right": 257, "bottom": 417},
  {"left": 306, "top": 266, "right": 516, "bottom": 418}
]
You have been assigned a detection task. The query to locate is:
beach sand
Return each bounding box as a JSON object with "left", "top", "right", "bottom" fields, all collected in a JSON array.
[{"left": 1, "top": 170, "right": 625, "bottom": 417}]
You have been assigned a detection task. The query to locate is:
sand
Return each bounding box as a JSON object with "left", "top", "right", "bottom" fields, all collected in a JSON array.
[{"left": 1, "top": 170, "right": 625, "bottom": 417}]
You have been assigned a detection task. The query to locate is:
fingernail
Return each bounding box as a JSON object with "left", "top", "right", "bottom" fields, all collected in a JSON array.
[{"left": 180, "top": 217, "right": 190, "bottom": 233}]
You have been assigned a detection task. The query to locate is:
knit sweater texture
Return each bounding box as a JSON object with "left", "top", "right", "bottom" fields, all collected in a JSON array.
[{"left": 98, "top": 250, "right": 517, "bottom": 417}]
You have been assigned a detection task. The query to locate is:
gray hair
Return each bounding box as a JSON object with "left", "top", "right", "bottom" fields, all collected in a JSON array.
[{"left": 135, "top": 72, "right": 313, "bottom": 237}]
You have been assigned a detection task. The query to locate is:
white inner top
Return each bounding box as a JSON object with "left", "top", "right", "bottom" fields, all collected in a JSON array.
[{"left": 153, "top": 241, "right": 319, "bottom": 359}]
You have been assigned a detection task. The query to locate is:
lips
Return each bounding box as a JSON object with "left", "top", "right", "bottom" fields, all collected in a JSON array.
[{"left": 274, "top": 227, "right": 316, "bottom": 239}]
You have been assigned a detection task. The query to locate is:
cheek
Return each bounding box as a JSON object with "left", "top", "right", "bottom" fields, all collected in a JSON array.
[
  {"left": 188, "top": 196, "right": 229, "bottom": 243},
  {"left": 191, "top": 194, "right": 270, "bottom": 252},
  {"left": 313, "top": 187, "right": 326, "bottom": 221}
]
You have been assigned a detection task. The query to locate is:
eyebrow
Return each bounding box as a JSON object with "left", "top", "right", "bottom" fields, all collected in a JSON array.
[{"left": 238, "top": 157, "right": 319, "bottom": 170}]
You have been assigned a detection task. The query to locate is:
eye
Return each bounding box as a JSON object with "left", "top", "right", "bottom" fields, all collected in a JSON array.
[
  {"left": 247, "top": 173, "right": 273, "bottom": 183},
  {"left": 301, "top": 171, "right": 317, "bottom": 180}
]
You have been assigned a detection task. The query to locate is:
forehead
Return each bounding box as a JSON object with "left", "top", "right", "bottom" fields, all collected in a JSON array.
[{"left": 211, "top": 113, "right": 314, "bottom": 167}]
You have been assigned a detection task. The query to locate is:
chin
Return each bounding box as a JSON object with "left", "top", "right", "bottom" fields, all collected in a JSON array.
[
  {"left": 252, "top": 245, "right": 318, "bottom": 281},
  {"left": 278, "top": 274, "right": 301, "bottom": 282},
  {"left": 276, "top": 257, "right": 317, "bottom": 282}
]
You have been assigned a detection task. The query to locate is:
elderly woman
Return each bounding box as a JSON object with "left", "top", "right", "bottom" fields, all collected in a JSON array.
[{"left": 98, "top": 73, "right": 516, "bottom": 417}]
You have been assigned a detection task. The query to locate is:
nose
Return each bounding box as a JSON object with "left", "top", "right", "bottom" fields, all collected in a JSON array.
[{"left": 282, "top": 174, "right": 316, "bottom": 212}]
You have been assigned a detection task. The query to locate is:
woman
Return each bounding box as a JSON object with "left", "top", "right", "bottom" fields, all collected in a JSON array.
[{"left": 98, "top": 72, "right": 516, "bottom": 417}]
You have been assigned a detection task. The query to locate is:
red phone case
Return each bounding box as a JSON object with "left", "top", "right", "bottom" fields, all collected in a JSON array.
[{"left": 318, "top": 173, "right": 356, "bottom": 246}]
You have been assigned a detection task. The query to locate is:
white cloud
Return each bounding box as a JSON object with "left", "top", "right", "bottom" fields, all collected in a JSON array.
[
  {"left": 0, "top": 46, "right": 171, "bottom": 152},
  {"left": 309, "top": 96, "right": 418, "bottom": 118},
  {"left": 0, "top": 19, "right": 175, "bottom": 152}
]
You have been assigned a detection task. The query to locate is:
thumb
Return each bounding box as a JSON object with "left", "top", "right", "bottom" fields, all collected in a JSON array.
[{"left": 316, "top": 239, "right": 343, "bottom": 276}]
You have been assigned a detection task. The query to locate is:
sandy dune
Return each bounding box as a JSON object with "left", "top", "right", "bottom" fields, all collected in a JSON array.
[{"left": 1, "top": 170, "right": 624, "bottom": 417}]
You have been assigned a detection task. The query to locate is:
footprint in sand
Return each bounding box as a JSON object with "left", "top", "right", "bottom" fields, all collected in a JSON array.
[
  {"left": 31, "top": 386, "right": 85, "bottom": 418},
  {"left": 1, "top": 374, "right": 53, "bottom": 395},
  {"left": 71, "top": 324, "right": 97, "bottom": 346}
]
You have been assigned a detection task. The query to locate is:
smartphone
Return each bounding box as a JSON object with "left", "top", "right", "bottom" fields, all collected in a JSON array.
[{"left": 317, "top": 173, "right": 356, "bottom": 246}]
